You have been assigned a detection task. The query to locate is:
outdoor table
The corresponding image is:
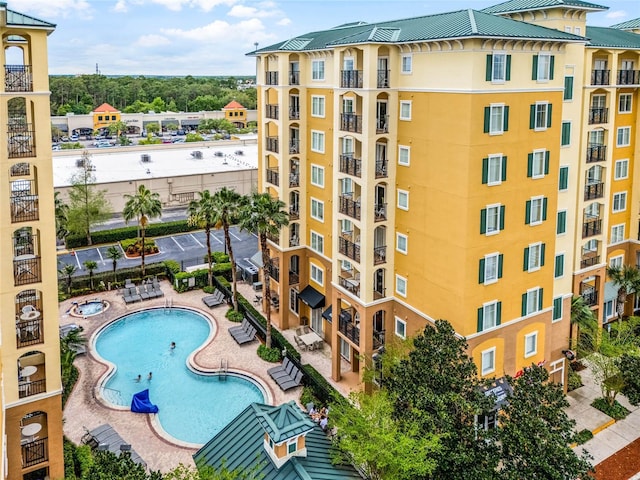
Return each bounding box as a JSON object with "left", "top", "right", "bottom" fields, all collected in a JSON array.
[
  {"left": 21, "top": 423, "right": 42, "bottom": 442},
  {"left": 21, "top": 365, "right": 37, "bottom": 381},
  {"left": 20, "top": 310, "right": 41, "bottom": 321},
  {"left": 299, "top": 331, "right": 323, "bottom": 350}
]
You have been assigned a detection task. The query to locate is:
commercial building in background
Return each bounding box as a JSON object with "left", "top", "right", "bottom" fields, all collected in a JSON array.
[
  {"left": 1, "top": 2, "right": 65, "bottom": 479},
  {"left": 250, "top": 0, "right": 640, "bottom": 388}
]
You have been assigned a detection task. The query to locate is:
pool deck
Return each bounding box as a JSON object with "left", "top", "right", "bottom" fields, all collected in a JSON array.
[{"left": 60, "top": 280, "right": 358, "bottom": 473}]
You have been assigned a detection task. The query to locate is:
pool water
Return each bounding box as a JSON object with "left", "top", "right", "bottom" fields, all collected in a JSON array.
[
  {"left": 94, "top": 308, "right": 265, "bottom": 444},
  {"left": 76, "top": 301, "right": 105, "bottom": 316}
]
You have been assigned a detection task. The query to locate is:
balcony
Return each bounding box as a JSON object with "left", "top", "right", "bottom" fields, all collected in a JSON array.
[
  {"left": 339, "top": 153, "right": 362, "bottom": 177},
  {"left": 289, "top": 271, "right": 299, "bottom": 285},
  {"left": 266, "top": 136, "right": 279, "bottom": 153},
  {"left": 339, "top": 314, "right": 360, "bottom": 345},
  {"left": 267, "top": 232, "right": 279, "bottom": 245},
  {"left": 340, "top": 114, "right": 362, "bottom": 134},
  {"left": 588, "top": 107, "right": 608, "bottom": 124},
  {"left": 289, "top": 139, "right": 300, "bottom": 154},
  {"left": 289, "top": 234, "right": 299, "bottom": 247},
  {"left": 376, "top": 116, "right": 389, "bottom": 134},
  {"left": 289, "top": 70, "right": 300, "bottom": 85},
  {"left": 373, "top": 246, "right": 386, "bottom": 265},
  {"left": 11, "top": 193, "right": 39, "bottom": 223},
  {"left": 16, "top": 317, "right": 43, "bottom": 348},
  {"left": 10, "top": 162, "right": 30, "bottom": 176},
  {"left": 373, "top": 287, "right": 386, "bottom": 301},
  {"left": 14, "top": 256, "right": 42, "bottom": 286},
  {"left": 374, "top": 203, "right": 387, "bottom": 222},
  {"left": 5, "top": 65, "right": 33, "bottom": 92},
  {"left": 375, "top": 159, "right": 388, "bottom": 178},
  {"left": 21, "top": 437, "right": 48, "bottom": 468},
  {"left": 582, "top": 219, "right": 602, "bottom": 238},
  {"left": 289, "top": 107, "right": 300, "bottom": 120},
  {"left": 618, "top": 69, "right": 640, "bottom": 85},
  {"left": 8, "top": 127, "right": 36, "bottom": 159},
  {"left": 581, "top": 289, "right": 598, "bottom": 306},
  {"left": 266, "top": 167, "right": 279, "bottom": 187},
  {"left": 339, "top": 237, "right": 361, "bottom": 263},
  {"left": 339, "top": 195, "right": 361, "bottom": 220},
  {"left": 339, "top": 275, "right": 360, "bottom": 297},
  {"left": 373, "top": 329, "right": 385, "bottom": 350},
  {"left": 18, "top": 378, "right": 46, "bottom": 398},
  {"left": 266, "top": 71, "right": 279, "bottom": 85},
  {"left": 584, "top": 183, "right": 604, "bottom": 201},
  {"left": 289, "top": 173, "right": 299, "bottom": 188},
  {"left": 341, "top": 70, "right": 363, "bottom": 89},
  {"left": 265, "top": 104, "right": 279, "bottom": 120},
  {"left": 289, "top": 206, "right": 299, "bottom": 220},
  {"left": 377, "top": 69, "right": 390, "bottom": 88},
  {"left": 581, "top": 255, "right": 600, "bottom": 269},
  {"left": 591, "top": 69, "right": 610, "bottom": 85},
  {"left": 586, "top": 144, "right": 606, "bottom": 163},
  {"left": 269, "top": 263, "right": 280, "bottom": 283}
]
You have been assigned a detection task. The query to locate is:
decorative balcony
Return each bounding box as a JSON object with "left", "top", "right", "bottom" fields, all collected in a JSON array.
[
  {"left": 266, "top": 71, "right": 279, "bottom": 85},
  {"left": 267, "top": 231, "right": 279, "bottom": 245},
  {"left": 582, "top": 219, "right": 602, "bottom": 238},
  {"left": 269, "top": 262, "right": 280, "bottom": 283},
  {"left": 373, "top": 329, "right": 385, "bottom": 350},
  {"left": 591, "top": 69, "right": 610, "bottom": 85},
  {"left": 289, "top": 107, "right": 300, "bottom": 120},
  {"left": 376, "top": 116, "right": 389, "bottom": 134},
  {"left": 375, "top": 159, "right": 388, "bottom": 178},
  {"left": 373, "top": 245, "right": 386, "bottom": 265},
  {"left": 266, "top": 167, "right": 279, "bottom": 186},
  {"left": 289, "top": 234, "right": 299, "bottom": 248},
  {"left": 289, "top": 139, "right": 300, "bottom": 154},
  {"left": 289, "top": 206, "right": 299, "bottom": 220},
  {"left": 11, "top": 192, "right": 39, "bottom": 223},
  {"left": 18, "top": 378, "right": 46, "bottom": 398},
  {"left": 289, "top": 70, "right": 300, "bottom": 85},
  {"left": 8, "top": 125, "right": 35, "bottom": 159},
  {"left": 266, "top": 136, "right": 279, "bottom": 153},
  {"left": 340, "top": 114, "right": 362, "bottom": 134},
  {"left": 377, "top": 69, "right": 390, "bottom": 88},
  {"left": 339, "top": 237, "right": 361, "bottom": 263},
  {"left": 339, "top": 153, "right": 362, "bottom": 177},
  {"left": 341, "top": 70, "right": 363, "bottom": 89},
  {"left": 584, "top": 183, "right": 604, "bottom": 201},
  {"left": 265, "top": 104, "right": 279, "bottom": 120},
  {"left": 339, "top": 275, "right": 360, "bottom": 297},
  {"left": 581, "top": 288, "right": 598, "bottom": 306},
  {"left": 374, "top": 203, "right": 387, "bottom": 222},
  {"left": 14, "top": 256, "right": 42, "bottom": 286},
  {"left": 618, "top": 70, "right": 640, "bottom": 85},
  {"left": 580, "top": 255, "right": 600, "bottom": 269},
  {"left": 10, "top": 162, "right": 30, "bottom": 176},
  {"left": 16, "top": 317, "right": 43, "bottom": 348},
  {"left": 289, "top": 173, "right": 299, "bottom": 188},
  {"left": 339, "top": 195, "right": 361, "bottom": 220},
  {"left": 588, "top": 107, "right": 608, "bottom": 124},
  {"left": 5, "top": 65, "right": 33, "bottom": 92},
  {"left": 289, "top": 271, "right": 299, "bottom": 285},
  {"left": 339, "top": 314, "right": 360, "bottom": 345},
  {"left": 586, "top": 144, "right": 606, "bottom": 163},
  {"left": 21, "top": 437, "right": 48, "bottom": 468}
]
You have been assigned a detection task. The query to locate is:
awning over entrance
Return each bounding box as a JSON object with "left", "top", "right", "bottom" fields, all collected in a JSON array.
[
  {"left": 480, "top": 377, "right": 512, "bottom": 410},
  {"left": 322, "top": 305, "right": 332, "bottom": 322},
  {"left": 299, "top": 285, "right": 325, "bottom": 309}
]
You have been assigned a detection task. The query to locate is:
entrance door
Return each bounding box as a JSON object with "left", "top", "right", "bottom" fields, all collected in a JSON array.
[{"left": 311, "top": 308, "right": 322, "bottom": 333}]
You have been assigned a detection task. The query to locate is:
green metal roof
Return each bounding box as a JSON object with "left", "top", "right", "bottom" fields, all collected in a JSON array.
[
  {"left": 481, "top": 0, "right": 608, "bottom": 14},
  {"left": 4, "top": 4, "right": 56, "bottom": 31},
  {"left": 194, "top": 402, "right": 362, "bottom": 480},
  {"left": 586, "top": 26, "right": 640, "bottom": 48},
  {"left": 255, "top": 402, "right": 315, "bottom": 444},
  {"left": 252, "top": 9, "right": 584, "bottom": 54},
  {"left": 610, "top": 18, "right": 640, "bottom": 31}
]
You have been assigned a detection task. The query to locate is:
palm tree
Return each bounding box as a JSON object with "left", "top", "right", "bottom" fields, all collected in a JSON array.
[
  {"left": 570, "top": 295, "right": 597, "bottom": 355},
  {"left": 83, "top": 260, "right": 98, "bottom": 290},
  {"left": 606, "top": 265, "right": 640, "bottom": 320},
  {"left": 188, "top": 190, "right": 217, "bottom": 288},
  {"left": 239, "top": 192, "right": 289, "bottom": 348},
  {"left": 58, "top": 263, "right": 77, "bottom": 295},
  {"left": 122, "top": 185, "right": 162, "bottom": 277},
  {"left": 105, "top": 245, "right": 123, "bottom": 283},
  {"left": 54, "top": 191, "right": 69, "bottom": 240}
]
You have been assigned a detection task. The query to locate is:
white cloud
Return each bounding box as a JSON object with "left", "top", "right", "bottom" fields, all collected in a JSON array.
[
  {"left": 146, "top": 0, "right": 237, "bottom": 12},
  {"left": 162, "top": 18, "right": 275, "bottom": 45},
  {"left": 277, "top": 17, "right": 291, "bottom": 26},
  {"left": 12, "top": 0, "right": 92, "bottom": 19},
  {"left": 114, "top": 0, "right": 128, "bottom": 13},
  {"left": 228, "top": 4, "right": 276, "bottom": 18},
  {"left": 134, "top": 34, "right": 172, "bottom": 47},
  {"left": 605, "top": 10, "right": 627, "bottom": 20}
]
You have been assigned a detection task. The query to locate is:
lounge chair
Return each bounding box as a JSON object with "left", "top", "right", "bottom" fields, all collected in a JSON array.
[
  {"left": 150, "top": 285, "right": 164, "bottom": 298},
  {"left": 229, "top": 318, "right": 249, "bottom": 336},
  {"left": 231, "top": 325, "right": 256, "bottom": 345},
  {"left": 124, "top": 287, "right": 141, "bottom": 303},
  {"left": 202, "top": 290, "right": 225, "bottom": 308},
  {"left": 270, "top": 364, "right": 298, "bottom": 382},
  {"left": 139, "top": 284, "right": 151, "bottom": 301},
  {"left": 267, "top": 357, "right": 291, "bottom": 377},
  {"left": 276, "top": 370, "right": 304, "bottom": 391}
]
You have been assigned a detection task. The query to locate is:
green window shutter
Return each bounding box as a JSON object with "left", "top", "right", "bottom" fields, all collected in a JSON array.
[
  {"left": 498, "top": 254, "right": 504, "bottom": 279},
  {"left": 484, "top": 107, "right": 491, "bottom": 133},
  {"left": 542, "top": 197, "right": 548, "bottom": 220},
  {"left": 555, "top": 254, "right": 564, "bottom": 278},
  {"left": 496, "top": 302, "right": 502, "bottom": 325},
  {"left": 553, "top": 297, "right": 562, "bottom": 320},
  {"left": 477, "top": 307, "right": 484, "bottom": 332},
  {"left": 559, "top": 166, "right": 568, "bottom": 190},
  {"left": 499, "top": 206, "right": 505, "bottom": 230},
  {"left": 506, "top": 55, "right": 511, "bottom": 81},
  {"left": 480, "top": 208, "right": 487, "bottom": 234},
  {"left": 538, "top": 288, "right": 544, "bottom": 310},
  {"left": 544, "top": 151, "right": 550, "bottom": 174},
  {"left": 486, "top": 55, "right": 493, "bottom": 81},
  {"left": 530, "top": 104, "right": 536, "bottom": 129},
  {"left": 564, "top": 76, "right": 574, "bottom": 100},
  {"left": 549, "top": 55, "right": 555, "bottom": 80},
  {"left": 525, "top": 200, "right": 531, "bottom": 224},
  {"left": 540, "top": 243, "right": 546, "bottom": 266},
  {"left": 547, "top": 104, "right": 553, "bottom": 128},
  {"left": 503, "top": 106, "right": 509, "bottom": 132},
  {"left": 479, "top": 258, "right": 486, "bottom": 284},
  {"left": 527, "top": 153, "right": 533, "bottom": 177},
  {"left": 523, "top": 247, "right": 530, "bottom": 271},
  {"left": 561, "top": 122, "right": 571, "bottom": 146},
  {"left": 532, "top": 54, "right": 538, "bottom": 80},
  {"left": 501, "top": 156, "right": 507, "bottom": 181},
  {"left": 522, "top": 293, "right": 528, "bottom": 316},
  {"left": 557, "top": 211, "right": 566, "bottom": 234},
  {"left": 482, "top": 158, "right": 489, "bottom": 184}
]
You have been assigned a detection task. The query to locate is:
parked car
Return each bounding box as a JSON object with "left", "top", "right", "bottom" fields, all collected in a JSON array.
[
  {"left": 61, "top": 135, "right": 69, "bottom": 142},
  {"left": 95, "top": 140, "right": 113, "bottom": 148},
  {"left": 172, "top": 138, "right": 185, "bottom": 143},
  {"left": 52, "top": 144, "right": 61, "bottom": 151},
  {"left": 69, "top": 134, "right": 79, "bottom": 141},
  {"left": 162, "top": 137, "right": 172, "bottom": 143}
]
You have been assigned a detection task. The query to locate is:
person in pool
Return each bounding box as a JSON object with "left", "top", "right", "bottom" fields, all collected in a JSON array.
[
  {"left": 134, "top": 374, "right": 141, "bottom": 382},
  {"left": 148, "top": 372, "right": 153, "bottom": 381},
  {"left": 170, "top": 342, "right": 176, "bottom": 349}
]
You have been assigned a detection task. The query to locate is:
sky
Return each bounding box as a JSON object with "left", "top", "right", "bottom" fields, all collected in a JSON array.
[{"left": 10, "top": 0, "right": 640, "bottom": 76}]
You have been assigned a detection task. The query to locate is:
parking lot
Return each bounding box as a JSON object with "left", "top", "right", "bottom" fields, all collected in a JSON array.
[{"left": 57, "top": 226, "right": 258, "bottom": 277}]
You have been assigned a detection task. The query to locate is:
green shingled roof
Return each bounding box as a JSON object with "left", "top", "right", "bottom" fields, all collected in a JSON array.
[
  {"left": 252, "top": 9, "right": 584, "bottom": 54},
  {"left": 4, "top": 5, "right": 56, "bottom": 31},
  {"left": 481, "top": 0, "right": 608, "bottom": 14},
  {"left": 194, "top": 402, "right": 362, "bottom": 480},
  {"left": 255, "top": 402, "right": 315, "bottom": 444},
  {"left": 586, "top": 26, "right": 640, "bottom": 48},
  {"left": 610, "top": 18, "right": 640, "bottom": 31}
]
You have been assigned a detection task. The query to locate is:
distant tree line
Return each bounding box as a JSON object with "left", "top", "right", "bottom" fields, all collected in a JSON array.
[{"left": 49, "top": 74, "right": 256, "bottom": 116}]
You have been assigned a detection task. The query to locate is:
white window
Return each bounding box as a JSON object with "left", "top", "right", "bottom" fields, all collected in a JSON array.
[
  {"left": 481, "top": 348, "right": 496, "bottom": 375},
  {"left": 310, "top": 231, "right": 324, "bottom": 254},
  {"left": 310, "top": 263, "right": 323, "bottom": 286},
  {"left": 399, "top": 101, "right": 412, "bottom": 120},
  {"left": 574, "top": 26, "right": 581, "bottom": 35},
  {"left": 527, "top": 242, "right": 543, "bottom": 271},
  {"left": 398, "top": 145, "right": 410, "bottom": 166},
  {"left": 564, "top": 26, "right": 572, "bottom": 33},
  {"left": 619, "top": 93, "right": 632, "bottom": 113},
  {"left": 524, "top": 332, "right": 538, "bottom": 357},
  {"left": 611, "top": 224, "right": 625, "bottom": 244},
  {"left": 604, "top": 299, "right": 616, "bottom": 321},
  {"left": 397, "top": 190, "right": 409, "bottom": 210},
  {"left": 531, "top": 150, "right": 546, "bottom": 178},
  {"left": 489, "top": 104, "right": 505, "bottom": 135},
  {"left": 617, "top": 127, "right": 631, "bottom": 147},
  {"left": 615, "top": 159, "right": 629, "bottom": 180},
  {"left": 485, "top": 204, "right": 502, "bottom": 235},
  {"left": 311, "top": 60, "right": 325, "bottom": 81},
  {"left": 487, "top": 155, "right": 503, "bottom": 185},
  {"left": 396, "top": 233, "right": 408, "bottom": 254},
  {"left": 311, "top": 130, "right": 325, "bottom": 153},
  {"left": 395, "top": 316, "right": 406, "bottom": 339},
  {"left": 482, "top": 301, "right": 499, "bottom": 330},
  {"left": 310, "top": 198, "right": 324, "bottom": 221},
  {"left": 395, "top": 275, "right": 407, "bottom": 297},
  {"left": 484, "top": 253, "right": 500, "bottom": 284},
  {"left": 537, "top": 54, "right": 552, "bottom": 81},
  {"left": 613, "top": 192, "right": 627, "bottom": 212},
  {"left": 342, "top": 98, "right": 353, "bottom": 113},
  {"left": 610, "top": 255, "right": 624, "bottom": 269},
  {"left": 530, "top": 197, "right": 544, "bottom": 225},
  {"left": 526, "top": 287, "right": 542, "bottom": 315},
  {"left": 340, "top": 337, "right": 351, "bottom": 361},
  {"left": 289, "top": 288, "right": 299, "bottom": 315},
  {"left": 311, "top": 96, "right": 325, "bottom": 117},
  {"left": 401, "top": 54, "right": 412, "bottom": 74},
  {"left": 492, "top": 53, "right": 507, "bottom": 82},
  {"left": 534, "top": 102, "right": 550, "bottom": 130},
  {"left": 311, "top": 165, "right": 324, "bottom": 187}
]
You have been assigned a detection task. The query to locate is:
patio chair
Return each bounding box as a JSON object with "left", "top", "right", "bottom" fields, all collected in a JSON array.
[
  {"left": 295, "top": 325, "right": 310, "bottom": 336},
  {"left": 127, "top": 287, "right": 141, "bottom": 303},
  {"left": 202, "top": 290, "right": 225, "bottom": 308},
  {"left": 231, "top": 326, "right": 256, "bottom": 345},
  {"left": 267, "top": 357, "right": 291, "bottom": 377},
  {"left": 139, "top": 284, "right": 151, "bottom": 301},
  {"left": 229, "top": 318, "right": 249, "bottom": 336},
  {"left": 270, "top": 364, "right": 298, "bottom": 382},
  {"left": 276, "top": 370, "right": 304, "bottom": 391},
  {"left": 21, "top": 305, "right": 36, "bottom": 314},
  {"left": 294, "top": 335, "right": 306, "bottom": 350}
]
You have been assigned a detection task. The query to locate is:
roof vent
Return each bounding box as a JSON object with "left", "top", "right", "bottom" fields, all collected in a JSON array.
[
  {"left": 235, "top": 150, "right": 244, "bottom": 155},
  {"left": 141, "top": 154, "right": 151, "bottom": 163},
  {"left": 215, "top": 151, "right": 224, "bottom": 157},
  {"left": 76, "top": 159, "right": 85, "bottom": 168},
  {"left": 191, "top": 151, "right": 203, "bottom": 159}
]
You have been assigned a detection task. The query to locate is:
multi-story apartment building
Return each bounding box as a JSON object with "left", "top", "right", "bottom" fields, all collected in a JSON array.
[
  {"left": 251, "top": 0, "right": 640, "bottom": 388},
  {"left": 1, "top": 3, "right": 64, "bottom": 479}
]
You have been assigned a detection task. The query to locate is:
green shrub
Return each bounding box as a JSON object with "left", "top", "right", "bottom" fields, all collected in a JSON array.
[
  {"left": 212, "top": 251, "right": 230, "bottom": 263},
  {"left": 567, "top": 369, "right": 583, "bottom": 392},
  {"left": 121, "top": 238, "right": 158, "bottom": 256},
  {"left": 173, "top": 264, "right": 232, "bottom": 292},
  {"left": 226, "top": 309, "right": 244, "bottom": 322},
  {"left": 163, "top": 260, "right": 180, "bottom": 274},
  {"left": 591, "top": 397, "right": 630, "bottom": 420},
  {"left": 573, "top": 429, "right": 593, "bottom": 445},
  {"left": 300, "top": 386, "right": 320, "bottom": 409},
  {"left": 257, "top": 344, "right": 281, "bottom": 363},
  {"left": 203, "top": 285, "right": 216, "bottom": 294}
]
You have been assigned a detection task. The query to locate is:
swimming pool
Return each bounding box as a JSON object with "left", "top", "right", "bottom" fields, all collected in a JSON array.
[
  {"left": 93, "top": 308, "right": 266, "bottom": 445},
  {"left": 70, "top": 300, "right": 109, "bottom": 317}
]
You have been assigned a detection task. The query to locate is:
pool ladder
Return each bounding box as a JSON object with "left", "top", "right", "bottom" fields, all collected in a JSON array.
[
  {"left": 219, "top": 358, "right": 228, "bottom": 381},
  {"left": 164, "top": 297, "right": 173, "bottom": 312}
]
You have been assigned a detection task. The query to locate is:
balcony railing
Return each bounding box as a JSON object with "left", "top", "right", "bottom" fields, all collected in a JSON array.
[
  {"left": 16, "top": 318, "right": 43, "bottom": 348},
  {"left": 340, "top": 114, "right": 362, "bottom": 134},
  {"left": 582, "top": 219, "right": 602, "bottom": 238},
  {"left": 289, "top": 173, "right": 299, "bottom": 188},
  {"left": 374, "top": 203, "right": 387, "bottom": 222},
  {"left": 289, "top": 70, "right": 300, "bottom": 85},
  {"left": 376, "top": 115, "right": 389, "bottom": 134},
  {"left": 21, "top": 437, "right": 48, "bottom": 468},
  {"left": 265, "top": 104, "right": 279, "bottom": 120},
  {"left": 338, "top": 275, "right": 360, "bottom": 297},
  {"left": 8, "top": 126, "right": 35, "bottom": 159},
  {"left": 289, "top": 207, "right": 299, "bottom": 220},
  {"left": 591, "top": 69, "right": 610, "bottom": 85},
  {"left": 586, "top": 144, "right": 606, "bottom": 163},
  {"left": 581, "top": 289, "right": 598, "bottom": 306},
  {"left": 618, "top": 69, "right": 640, "bottom": 85},
  {"left": 339, "top": 315, "right": 360, "bottom": 345},
  {"left": 377, "top": 69, "right": 390, "bottom": 88},
  {"left": 266, "top": 136, "right": 279, "bottom": 153},
  {"left": 339, "top": 153, "right": 362, "bottom": 177},
  {"left": 289, "top": 235, "right": 299, "bottom": 247},
  {"left": 339, "top": 195, "right": 361, "bottom": 220},
  {"left": 373, "top": 329, "right": 385, "bottom": 349},
  {"left": 584, "top": 182, "right": 604, "bottom": 201},
  {"left": 5, "top": 65, "right": 33, "bottom": 92},
  {"left": 269, "top": 264, "right": 280, "bottom": 283},
  {"left": 14, "top": 256, "right": 42, "bottom": 286},
  {"left": 10, "top": 194, "right": 39, "bottom": 223},
  {"left": 18, "top": 378, "right": 46, "bottom": 398},
  {"left": 289, "top": 271, "right": 299, "bottom": 285},
  {"left": 373, "top": 245, "right": 387, "bottom": 265},
  {"left": 10, "top": 162, "right": 30, "bottom": 176},
  {"left": 289, "top": 108, "right": 300, "bottom": 120},
  {"left": 289, "top": 139, "right": 300, "bottom": 154},
  {"left": 339, "top": 237, "right": 361, "bottom": 263},
  {"left": 581, "top": 255, "right": 600, "bottom": 269},
  {"left": 341, "top": 70, "right": 363, "bottom": 89},
  {"left": 266, "top": 167, "right": 279, "bottom": 186},
  {"left": 267, "top": 232, "right": 279, "bottom": 245},
  {"left": 266, "top": 71, "right": 279, "bottom": 85},
  {"left": 375, "top": 159, "right": 388, "bottom": 178},
  {"left": 588, "top": 107, "right": 608, "bottom": 124}
]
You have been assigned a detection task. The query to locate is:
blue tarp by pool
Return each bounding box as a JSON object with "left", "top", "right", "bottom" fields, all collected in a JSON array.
[{"left": 131, "top": 389, "right": 159, "bottom": 414}]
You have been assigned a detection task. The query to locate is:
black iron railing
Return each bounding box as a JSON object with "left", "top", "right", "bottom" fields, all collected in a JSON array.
[
  {"left": 582, "top": 219, "right": 602, "bottom": 238},
  {"left": 586, "top": 144, "right": 606, "bottom": 163},
  {"left": 5, "top": 65, "right": 33, "bottom": 92},
  {"left": 289, "top": 271, "right": 299, "bottom": 285},
  {"left": 588, "top": 107, "right": 608, "bottom": 124},
  {"left": 339, "top": 237, "right": 361, "bottom": 263},
  {"left": 377, "top": 69, "right": 390, "bottom": 88},
  {"left": 289, "top": 108, "right": 300, "bottom": 120},
  {"left": 16, "top": 318, "right": 43, "bottom": 348},
  {"left": 14, "top": 256, "right": 41, "bottom": 286},
  {"left": 375, "top": 159, "right": 388, "bottom": 178},
  {"left": 266, "top": 168, "right": 279, "bottom": 186},
  {"left": 591, "top": 69, "right": 610, "bottom": 85},
  {"left": 7, "top": 125, "right": 35, "bottom": 158},
  {"left": 338, "top": 276, "right": 360, "bottom": 297},
  {"left": 584, "top": 183, "right": 604, "bottom": 201},
  {"left": 266, "top": 71, "right": 279, "bottom": 85},
  {"left": 339, "top": 315, "right": 360, "bottom": 345},
  {"left": 289, "top": 173, "right": 299, "bottom": 188},
  {"left": 580, "top": 255, "right": 600, "bottom": 269},
  {"left": 341, "top": 70, "right": 363, "bottom": 88},
  {"left": 18, "top": 378, "right": 46, "bottom": 398},
  {"left": 289, "top": 139, "right": 300, "bottom": 154},
  {"left": 374, "top": 203, "right": 387, "bottom": 222},
  {"left": 340, "top": 114, "right": 362, "bottom": 133},
  {"left": 289, "top": 207, "right": 299, "bottom": 220},
  {"left": 618, "top": 70, "right": 640, "bottom": 85},
  {"left": 339, "top": 195, "right": 361, "bottom": 220},
  {"left": 10, "top": 194, "right": 39, "bottom": 223},
  {"left": 373, "top": 329, "right": 385, "bottom": 349},
  {"left": 581, "top": 289, "right": 598, "bottom": 306},
  {"left": 289, "top": 70, "right": 300, "bottom": 85},
  {"left": 339, "top": 153, "right": 362, "bottom": 177},
  {"left": 21, "top": 437, "right": 48, "bottom": 468},
  {"left": 265, "top": 104, "right": 279, "bottom": 120},
  {"left": 266, "top": 136, "right": 278, "bottom": 153},
  {"left": 376, "top": 115, "right": 389, "bottom": 134},
  {"left": 373, "top": 246, "right": 387, "bottom": 265}
]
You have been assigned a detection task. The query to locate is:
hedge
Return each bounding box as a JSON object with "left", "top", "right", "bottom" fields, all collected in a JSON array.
[
  {"left": 172, "top": 264, "right": 232, "bottom": 293},
  {"left": 301, "top": 363, "right": 345, "bottom": 407}
]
